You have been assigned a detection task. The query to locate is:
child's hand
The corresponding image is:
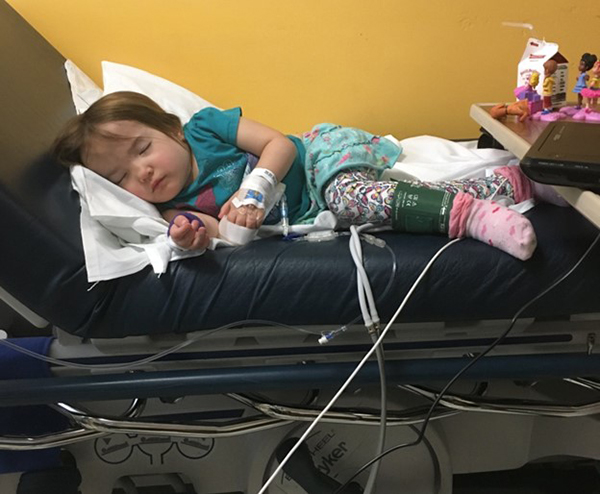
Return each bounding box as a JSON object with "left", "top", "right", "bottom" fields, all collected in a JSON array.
[
  {"left": 169, "top": 215, "right": 210, "bottom": 251},
  {"left": 218, "top": 196, "right": 265, "bottom": 229}
]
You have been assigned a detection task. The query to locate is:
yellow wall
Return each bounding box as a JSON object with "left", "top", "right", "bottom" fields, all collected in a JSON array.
[{"left": 7, "top": 0, "right": 599, "bottom": 139}]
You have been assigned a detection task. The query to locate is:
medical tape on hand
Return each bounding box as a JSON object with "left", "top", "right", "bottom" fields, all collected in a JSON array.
[{"left": 232, "top": 168, "right": 278, "bottom": 210}]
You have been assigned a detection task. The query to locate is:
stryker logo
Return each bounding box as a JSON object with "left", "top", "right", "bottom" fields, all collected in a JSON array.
[
  {"left": 315, "top": 441, "right": 349, "bottom": 475},
  {"left": 529, "top": 54, "right": 545, "bottom": 59},
  {"left": 310, "top": 431, "right": 335, "bottom": 456}
]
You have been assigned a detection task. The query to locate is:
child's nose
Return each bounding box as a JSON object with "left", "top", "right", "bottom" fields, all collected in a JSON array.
[{"left": 136, "top": 163, "right": 153, "bottom": 182}]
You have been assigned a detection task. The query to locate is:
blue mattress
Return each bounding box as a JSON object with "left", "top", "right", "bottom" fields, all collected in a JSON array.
[{"left": 66, "top": 203, "right": 600, "bottom": 338}]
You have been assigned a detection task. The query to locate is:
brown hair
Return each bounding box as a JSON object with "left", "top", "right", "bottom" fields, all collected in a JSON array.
[
  {"left": 52, "top": 91, "right": 183, "bottom": 167},
  {"left": 581, "top": 53, "right": 598, "bottom": 72}
]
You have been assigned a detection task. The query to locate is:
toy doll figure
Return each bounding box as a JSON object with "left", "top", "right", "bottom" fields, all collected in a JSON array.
[
  {"left": 496, "top": 72, "right": 543, "bottom": 122},
  {"left": 573, "top": 53, "right": 597, "bottom": 109},
  {"left": 581, "top": 60, "right": 600, "bottom": 113},
  {"left": 514, "top": 71, "right": 540, "bottom": 101},
  {"left": 529, "top": 71, "right": 540, "bottom": 88},
  {"left": 490, "top": 100, "right": 531, "bottom": 122},
  {"left": 512, "top": 71, "right": 543, "bottom": 117},
  {"left": 541, "top": 59, "right": 558, "bottom": 114}
]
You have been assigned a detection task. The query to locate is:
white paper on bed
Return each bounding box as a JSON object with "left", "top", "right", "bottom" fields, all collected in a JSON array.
[
  {"left": 384, "top": 137, "right": 533, "bottom": 212},
  {"left": 385, "top": 136, "right": 535, "bottom": 213},
  {"left": 70, "top": 165, "right": 220, "bottom": 283},
  {"left": 384, "top": 135, "right": 517, "bottom": 182}
]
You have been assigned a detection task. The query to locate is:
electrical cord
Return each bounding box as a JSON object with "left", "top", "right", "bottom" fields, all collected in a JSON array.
[
  {"left": 348, "top": 224, "right": 385, "bottom": 493},
  {"left": 257, "top": 237, "right": 462, "bottom": 494},
  {"left": 308, "top": 228, "right": 398, "bottom": 334},
  {"left": 319, "top": 232, "right": 397, "bottom": 345},
  {"left": 349, "top": 225, "right": 380, "bottom": 328},
  {"left": 332, "top": 231, "right": 600, "bottom": 494},
  {"left": 363, "top": 330, "right": 387, "bottom": 494},
  {"left": 0, "top": 319, "right": 325, "bottom": 371},
  {"left": 340, "top": 239, "right": 397, "bottom": 330}
]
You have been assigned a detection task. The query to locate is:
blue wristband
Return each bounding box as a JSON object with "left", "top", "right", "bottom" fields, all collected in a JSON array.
[{"left": 167, "top": 212, "right": 205, "bottom": 237}]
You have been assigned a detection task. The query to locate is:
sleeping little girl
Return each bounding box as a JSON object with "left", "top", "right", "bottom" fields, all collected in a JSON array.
[{"left": 53, "top": 91, "right": 565, "bottom": 260}]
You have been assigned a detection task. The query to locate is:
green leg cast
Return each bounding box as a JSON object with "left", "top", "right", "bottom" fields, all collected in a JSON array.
[{"left": 391, "top": 182, "right": 455, "bottom": 234}]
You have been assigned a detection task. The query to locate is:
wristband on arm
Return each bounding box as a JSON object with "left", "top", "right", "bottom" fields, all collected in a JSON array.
[
  {"left": 166, "top": 212, "right": 207, "bottom": 253},
  {"left": 167, "top": 212, "right": 205, "bottom": 237}
]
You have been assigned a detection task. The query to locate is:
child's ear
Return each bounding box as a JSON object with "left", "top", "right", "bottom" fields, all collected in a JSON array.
[{"left": 174, "top": 130, "right": 189, "bottom": 147}]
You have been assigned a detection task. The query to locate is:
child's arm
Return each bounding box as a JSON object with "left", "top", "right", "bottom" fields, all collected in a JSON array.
[
  {"left": 219, "top": 117, "right": 297, "bottom": 229},
  {"left": 162, "top": 209, "right": 219, "bottom": 251}
]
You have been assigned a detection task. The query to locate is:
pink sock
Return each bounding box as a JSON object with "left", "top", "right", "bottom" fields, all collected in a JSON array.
[
  {"left": 494, "top": 166, "right": 569, "bottom": 207},
  {"left": 449, "top": 192, "right": 537, "bottom": 260}
]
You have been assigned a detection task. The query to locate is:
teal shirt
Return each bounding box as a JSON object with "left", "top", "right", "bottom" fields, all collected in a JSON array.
[{"left": 158, "top": 107, "right": 309, "bottom": 223}]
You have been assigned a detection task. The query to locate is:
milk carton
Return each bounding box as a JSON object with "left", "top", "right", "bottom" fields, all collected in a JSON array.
[{"left": 517, "top": 38, "right": 568, "bottom": 108}]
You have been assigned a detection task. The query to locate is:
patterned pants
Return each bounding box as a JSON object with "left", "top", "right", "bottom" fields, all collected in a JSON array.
[{"left": 323, "top": 169, "right": 514, "bottom": 227}]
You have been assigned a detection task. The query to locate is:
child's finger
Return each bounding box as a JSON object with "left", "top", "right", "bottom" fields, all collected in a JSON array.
[
  {"left": 191, "top": 228, "right": 209, "bottom": 250},
  {"left": 233, "top": 211, "right": 248, "bottom": 227},
  {"left": 173, "top": 215, "right": 192, "bottom": 227},
  {"left": 171, "top": 224, "right": 194, "bottom": 246},
  {"left": 244, "top": 214, "right": 258, "bottom": 229},
  {"left": 171, "top": 222, "right": 190, "bottom": 237},
  {"left": 218, "top": 200, "right": 231, "bottom": 219},
  {"left": 225, "top": 206, "right": 240, "bottom": 225}
]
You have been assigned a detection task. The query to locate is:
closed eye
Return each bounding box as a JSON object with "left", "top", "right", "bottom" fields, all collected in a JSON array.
[
  {"left": 116, "top": 173, "right": 128, "bottom": 185},
  {"left": 140, "top": 141, "right": 152, "bottom": 155}
]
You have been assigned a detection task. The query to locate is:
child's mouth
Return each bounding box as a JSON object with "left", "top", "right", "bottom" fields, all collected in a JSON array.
[{"left": 151, "top": 178, "right": 163, "bottom": 192}]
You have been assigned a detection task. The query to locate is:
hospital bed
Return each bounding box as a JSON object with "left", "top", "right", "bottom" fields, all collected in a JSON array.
[{"left": 2, "top": 2, "right": 600, "bottom": 493}]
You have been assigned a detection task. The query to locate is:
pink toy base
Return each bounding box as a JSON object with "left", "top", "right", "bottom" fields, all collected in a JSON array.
[
  {"left": 565, "top": 109, "right": 600, "bottom": 122},
  {"left": 530, "top": 111, "right": 566, "bottom": 122},
  {"left": 584, "top": 111, "right": 600, "bottom": 122},
  {"left": 548, "top": 106, "right": 600, "bottom": 122},
  {"left": 559, "top": 106, "right": 579, "bottom": 117}
]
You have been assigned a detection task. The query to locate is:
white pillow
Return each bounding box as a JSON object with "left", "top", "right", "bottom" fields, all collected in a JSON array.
[
  {"left": 64, "top": 60, "right": 103, "bottom": 114},
  {"left": 64, "top": 60, "right": 218, "bottom": 123},
  {"left": 102, "top": 61, "right": 218, "bottom": 123}
]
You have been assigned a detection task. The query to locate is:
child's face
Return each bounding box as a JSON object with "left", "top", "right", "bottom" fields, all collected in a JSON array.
[{"left": 84, "top": 120, "right": 195, "bottom": 203}]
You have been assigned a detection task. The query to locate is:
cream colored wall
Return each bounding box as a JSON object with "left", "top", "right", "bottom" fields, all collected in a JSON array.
[{"left": 7, "top": 0, "right": 598, "bottom": 139}]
